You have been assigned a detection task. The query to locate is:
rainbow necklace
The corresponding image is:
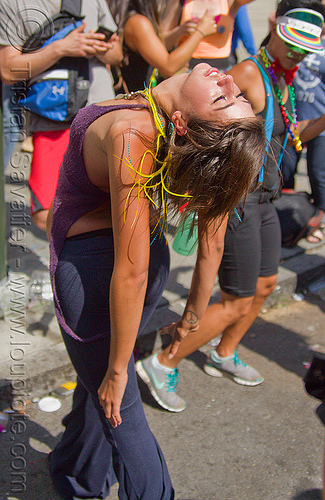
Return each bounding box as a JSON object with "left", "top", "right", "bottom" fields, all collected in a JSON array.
[{"left": 260, "top": 48, "right": 302, "bottom": 152}]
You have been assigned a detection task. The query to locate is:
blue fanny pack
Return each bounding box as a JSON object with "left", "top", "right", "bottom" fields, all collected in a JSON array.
[{"left": 16, "top": 0, "right": 90, "bottom": 122}]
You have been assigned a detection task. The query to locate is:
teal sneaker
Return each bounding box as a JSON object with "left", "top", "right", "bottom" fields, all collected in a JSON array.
[
  {"left": 135, "top": 353, "right": 186, "bottom": 412},
  {"left": 203, "top": 350, "right": 264, "bottom": 386}
]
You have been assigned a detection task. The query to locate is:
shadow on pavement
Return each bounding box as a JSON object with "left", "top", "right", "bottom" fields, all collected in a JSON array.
[
  {"left": 241, "top": 318, "right": 313, "bottom": 378},
  {"left": 1, "top": 416, "right": 62, "bottom": 499},
  {"left": 164, "top": 265, "right": 194, "bottom": 302},
  {"left": 304, "top": 292, "right": 325, "bottom": 314},
  {"left": 185, "top": 315, "right": 320, "bottom": 381},
  {"left": 292, "top": 489, "right": 322, "bottom": 499}
]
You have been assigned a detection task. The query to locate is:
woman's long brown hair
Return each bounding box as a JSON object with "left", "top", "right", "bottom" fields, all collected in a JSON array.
[{"left": 161, "top": 116, "right": 266, "bottom": 232}]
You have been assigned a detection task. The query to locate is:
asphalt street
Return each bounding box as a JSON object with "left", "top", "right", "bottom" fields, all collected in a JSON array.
[{"left": 1, "top": 290, "right": 325, "bottom": 500}]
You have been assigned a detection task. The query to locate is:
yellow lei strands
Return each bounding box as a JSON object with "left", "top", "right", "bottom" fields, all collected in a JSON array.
[{"left": 117, "top": 81, "right": 191, "bottom": 233}]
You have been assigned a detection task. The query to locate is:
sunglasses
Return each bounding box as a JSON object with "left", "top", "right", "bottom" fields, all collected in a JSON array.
[{"left": 284, "top": 41, "right": 311, "bottom": 55}]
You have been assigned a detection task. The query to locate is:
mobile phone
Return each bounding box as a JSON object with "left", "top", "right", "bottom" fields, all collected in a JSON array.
[{"left": 96, "top": 26, "right": 116, "bottom": 42}]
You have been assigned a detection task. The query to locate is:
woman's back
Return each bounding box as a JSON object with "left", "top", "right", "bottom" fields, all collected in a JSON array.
[{"left": 50, "top": 101, "right": 150, "bottom": 252}]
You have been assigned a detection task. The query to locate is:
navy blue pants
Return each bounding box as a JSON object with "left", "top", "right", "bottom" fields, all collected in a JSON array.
[{"left": 50, "top": 229, "right": 173, "bottom": 500}]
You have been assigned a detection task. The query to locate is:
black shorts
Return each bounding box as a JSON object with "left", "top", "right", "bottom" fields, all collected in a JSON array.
[{"left": 218, "top": 197, "right": 281, "bottom": 297}]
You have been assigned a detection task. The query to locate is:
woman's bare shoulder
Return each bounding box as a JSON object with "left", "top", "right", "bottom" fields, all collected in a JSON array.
[
  {"left": 227, "top": 58, "right": 265, "bottom": 113},
  {"left": 227, "top": 59, "right": 261, "bottom": 88},
  {"left": 124, "top": 13, "right": 154, "bottom": 36},
  {"left": 83, "top": 104, "right": 154, "bottom": 169},
  {"left": 111, "top": 107, "right": 155, "bottom": 137},
  {"left": 97, "top": 108, "right": 156, "bottom": 161}
]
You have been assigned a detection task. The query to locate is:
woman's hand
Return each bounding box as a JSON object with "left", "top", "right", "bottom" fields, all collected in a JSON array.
[
  {"left": 161, "top": 319, "right": 199, "bottom": 359},
  {"left": 195, "top": 11, "right": 218, "bottom": 38},
  {"left": 181, "top": 19, "right": 200, "bottom": 36},
  {"left": 98, "top": 368, "right": 128, "bottom": 428}
]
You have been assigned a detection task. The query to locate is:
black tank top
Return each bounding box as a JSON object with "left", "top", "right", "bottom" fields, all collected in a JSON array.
[
  {"left": 258, "top": 69, "right": 294, "bottom": 193},
  {"left": 120, "top": 45, "right": 152, "bottom": 93}
]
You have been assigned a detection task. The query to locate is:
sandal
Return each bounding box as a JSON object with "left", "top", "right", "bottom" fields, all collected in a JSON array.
[{"left": 306, "top": 223, "right": 325, "bottom": 244}]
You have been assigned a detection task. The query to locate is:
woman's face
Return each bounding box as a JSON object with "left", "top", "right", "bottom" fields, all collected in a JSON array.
[
  {"left": 274, "top": 33, "right": 309, "bottom": 69},
  {"left": 176, "top": 64, "right": 255, "bottom": 122}
]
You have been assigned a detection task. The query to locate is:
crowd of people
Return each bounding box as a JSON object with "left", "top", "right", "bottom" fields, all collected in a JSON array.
[{"left": 1, "top": 0, "right": 325, "bottom": 498}]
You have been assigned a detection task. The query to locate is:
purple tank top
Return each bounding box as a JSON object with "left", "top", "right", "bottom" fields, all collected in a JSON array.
[{"left": 50, "top": 102, "right": 147, "bottom": 340}]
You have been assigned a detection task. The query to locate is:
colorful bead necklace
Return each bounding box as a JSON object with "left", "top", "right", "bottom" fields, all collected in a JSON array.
[{"left": 260, "top": 48, "right": 302, "bottom": 152}]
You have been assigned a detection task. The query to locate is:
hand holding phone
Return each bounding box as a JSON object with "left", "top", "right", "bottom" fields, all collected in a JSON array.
[{"left": 96, "top": 26, "right": 116, "bottom": 42}]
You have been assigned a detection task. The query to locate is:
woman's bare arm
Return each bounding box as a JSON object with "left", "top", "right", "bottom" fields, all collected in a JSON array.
[
  {"left": 97, "top": 118, "right": 154, "bottom": 427},
  {"left": 227, "top": 59, "right": 266, "bottom": 114},
  {"left": 46, "top": 202, "right": 54, "bottom": 242},
  {"left": 167, "top": 215, "right": 227, "bottom": 358},
  {"left": 124, "top": 12, "right": 217, "bottom": 78},
  {"left": 162, "top": 19, "right": 199, "bottom": 51},
  {"left": 229, "top": 0, "right": 256, "bottom": 18},
  {"left": 0, "top": 22, "right": 109, "bottom": 85},
  {"left": 297, "top": 115, "right": 325, "bottom": 144}
]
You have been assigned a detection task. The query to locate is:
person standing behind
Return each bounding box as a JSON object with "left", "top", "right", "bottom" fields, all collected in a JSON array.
[
  {"left": 229, "top": 4, "right": 256, "bottom": 66},
  {"left": 0, "top": 0, "right": 122, "bottom": 231},
  {"left": 113, "top": 0, "right": 217, "bottom": 94},
  {"left": 136, "top": 0, "right": 325, "bottom": 412},
  {"left": 180, "top": 0, "right": 256, "bottom": 72},
  {"left": 281, "top": 0, "right": 325, "bottom": 243}
]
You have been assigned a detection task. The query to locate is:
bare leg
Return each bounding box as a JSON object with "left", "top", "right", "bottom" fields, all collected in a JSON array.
[
  {"left": 158, "top": 293, "right": 253, "bottom": 368},
  {"left": 306, "top": 209, "right": 324, "bottom": 243},
  {"left": 136, "top": 275, "right": 278, "bottom": 410},
  {"left": 32, "top": 209, "right": 49, "bottom": 231},
  {"left": 216, "top": 275, "right": 278, "bottom": 357},
  {"left": 158, "top": 274, "right": 277, "bottom": 369}
]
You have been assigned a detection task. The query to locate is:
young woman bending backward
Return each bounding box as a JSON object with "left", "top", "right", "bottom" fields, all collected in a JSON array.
[{"left": 47, "top": 65, "right": 265, "bottom": 499}]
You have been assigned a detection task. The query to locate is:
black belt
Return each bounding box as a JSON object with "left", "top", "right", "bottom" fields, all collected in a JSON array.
[
  {"left": 250, "top": 185, "right": 280, "bottom": 204},
  {"left": 258, "top": 190, "right": 276, "bottom": 203}
]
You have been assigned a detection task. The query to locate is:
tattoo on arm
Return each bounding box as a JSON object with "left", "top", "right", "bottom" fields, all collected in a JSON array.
[{"left": 184, "top": 310, "right": 199, "bottom": 325}]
